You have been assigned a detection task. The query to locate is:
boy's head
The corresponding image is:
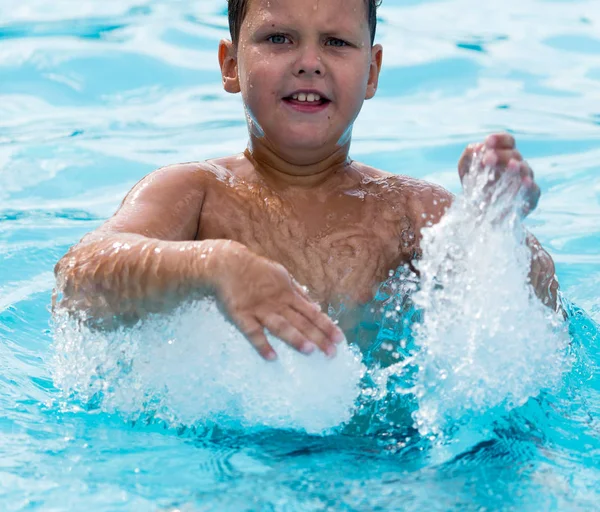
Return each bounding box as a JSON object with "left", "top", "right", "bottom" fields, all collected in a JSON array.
[
  {"left": 228, "top": 0, "right": 382, "bottom": 46},
  {"left": 219, "top": 0, "right": 383, "bottom": 165}
]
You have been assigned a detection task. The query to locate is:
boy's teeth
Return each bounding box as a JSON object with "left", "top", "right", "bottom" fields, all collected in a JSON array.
[{"left": 290, "top": 93, "right": 322, "bottom": 103}]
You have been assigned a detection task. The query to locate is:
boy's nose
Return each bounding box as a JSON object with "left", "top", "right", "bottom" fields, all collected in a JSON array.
[{"left": 293, "top": 45, "right": 325, "bottom": 77}]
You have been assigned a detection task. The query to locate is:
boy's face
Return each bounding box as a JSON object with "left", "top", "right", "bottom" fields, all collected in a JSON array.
[{"left": 220, "top": 0, "right": 383, "bottom": 162}]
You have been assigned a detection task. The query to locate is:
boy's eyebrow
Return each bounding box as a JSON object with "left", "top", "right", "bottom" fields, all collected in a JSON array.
[
  {"left": 250, "top": 16, "right": 364, "bottom": 38},
  {"left": 252, "top": 20, "right": 295, "bottom": 32}
]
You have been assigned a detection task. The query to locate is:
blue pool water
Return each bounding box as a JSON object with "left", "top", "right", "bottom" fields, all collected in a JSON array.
[{"left": 1, "top": 0, "right": 599, "bottom": 510}]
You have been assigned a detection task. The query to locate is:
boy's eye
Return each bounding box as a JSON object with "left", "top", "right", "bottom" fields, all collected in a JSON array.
[
  {"left": 326, "top": 38, "right": 348, "bottom": 48},
  {"left": 267, "top": 34, "right": 291, "bottom": 45}
]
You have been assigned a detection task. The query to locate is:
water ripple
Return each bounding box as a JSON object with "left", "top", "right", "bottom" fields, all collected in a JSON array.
[
  {"left": 0, "top": 20, "right": 127, "bottom": 41},
  {"left": 0, "top": 0, "right": 598, "bottom": 510}
]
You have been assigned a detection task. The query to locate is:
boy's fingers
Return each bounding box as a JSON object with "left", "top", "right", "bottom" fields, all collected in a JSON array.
[
  {"left": 486, "top": 133, "right": 515, "bottom": 149},
  {"left": 284, "top": 307, "right": 336, "bottom": 356},
  {"left": 293, "top": 296, "right": 345, "bottom": 344},
  {"left": 291, "top": 279, "right": 311, "bottom": 299},
  {"left": 236, "top": 314, "right": 277, "bottom": 361},
  {"left": 494, "top": 149, "right": 523, "bottom": 166},
  {"left": 524, "top": 181, "right": 541, "bottom": 214},
  {"left": 290, "top": 281, "right": 329, "bottom": 315},
  {"left": 261, "top": 312, "right": 317, "bottom": 355},
  {"left": 460, "top": 136, "right": 518, "bottom": 181},
  {"left": 458, "top": 143, "right": 484, "bottom": 181},
  {"left": 482, "top": 149, "right": 523, "bottom": 171},
  {"left": 519, "top": 161, "right": 534, "bottom": 180}
]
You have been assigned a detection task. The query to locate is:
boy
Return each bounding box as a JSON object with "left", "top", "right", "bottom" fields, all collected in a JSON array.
[{"left": 54, "top": 0, "right": 559, "bottom": 362}]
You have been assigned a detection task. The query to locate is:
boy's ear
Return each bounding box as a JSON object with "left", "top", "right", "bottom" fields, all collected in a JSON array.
[
  {"left": 218, "top": 39, "right": 241, "bottom": 94},
  {"left": 365, "top": 44, "right": 383, "bottom": 100}
]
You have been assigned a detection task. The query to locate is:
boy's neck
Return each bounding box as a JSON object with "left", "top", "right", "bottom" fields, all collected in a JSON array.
[{"left": 245, "top": 137, "right": 352, "bottom": 188}]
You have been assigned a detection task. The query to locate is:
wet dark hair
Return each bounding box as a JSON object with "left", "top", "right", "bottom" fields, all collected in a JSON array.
[{"left": 227, "top": 0, "right": 382, "bottom": 46}]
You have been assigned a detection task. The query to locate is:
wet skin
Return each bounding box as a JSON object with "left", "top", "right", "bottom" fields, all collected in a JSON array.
[
  {"left": 54, "top": 0, "right": 559, "bottom": 361},
  {"left": 55, "top": 134, "right": 558, "bottom": 361}
]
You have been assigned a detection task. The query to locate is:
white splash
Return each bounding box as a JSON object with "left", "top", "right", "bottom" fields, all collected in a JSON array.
[
  {"left": 51, "top": 159, "right": 571, "bottom": 439},
  {"left": 409, "top": 159, "right": 570, "bottom": 436},
  {"left": 51, "top": 300, "right": 365, "bottom": 434}
]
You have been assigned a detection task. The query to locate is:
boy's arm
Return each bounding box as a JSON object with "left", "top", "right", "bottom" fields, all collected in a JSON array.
[
  {"left": 525, "top": 232, "right": 561, "bottom": 312},
  {"left": 54, "top": 163, "right": 342, "bottom": 360},
  {"left": 407, "top": 134, "right": 560, "bottom": 312},
  {"left": 457, "top": 133, "right": 562, "bottom": 312},
  {"left": 410, "top": 184, "right": 560, "bottom": 312},
  {"left": 54, "top": 163, "right": 214, "bottom": 317}
]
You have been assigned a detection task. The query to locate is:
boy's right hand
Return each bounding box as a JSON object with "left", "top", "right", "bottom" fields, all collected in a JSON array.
[{"left": 209, "top": 242, "right": 345, "bottom": 361}]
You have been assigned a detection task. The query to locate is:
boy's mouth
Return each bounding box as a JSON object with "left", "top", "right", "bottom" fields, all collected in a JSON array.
[{"left": 283, "top": 91, "right": 331, "bottom": 113}]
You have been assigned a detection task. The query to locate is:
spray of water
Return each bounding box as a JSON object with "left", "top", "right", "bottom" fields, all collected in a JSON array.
[
  {"left": 406, "top": 156, "right": 570, "bottom": 436},
  {"left": 51, "top": 156, "right": 570, "bottom": 439},
  {"left": 51, "top": 300, "right": 365, "bottom": 434}
]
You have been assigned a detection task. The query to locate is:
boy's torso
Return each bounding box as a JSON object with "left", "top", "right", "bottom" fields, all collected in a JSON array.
[{"left": 197, "top": 155, "right": 440, "bottom": 312}]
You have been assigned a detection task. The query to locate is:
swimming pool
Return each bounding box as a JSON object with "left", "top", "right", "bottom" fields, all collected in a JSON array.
[{"left": 1, "top": 0, "right": 599, "bottom": 510}]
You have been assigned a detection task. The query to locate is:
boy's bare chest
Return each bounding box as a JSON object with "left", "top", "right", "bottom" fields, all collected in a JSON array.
[{"left": 198, "top": 180, "right": 419, "bottom": 305}]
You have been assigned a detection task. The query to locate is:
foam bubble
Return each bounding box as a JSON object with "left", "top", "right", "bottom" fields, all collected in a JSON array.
[{"left": 51, "top": 301, "right": 366, "bottom": 434}]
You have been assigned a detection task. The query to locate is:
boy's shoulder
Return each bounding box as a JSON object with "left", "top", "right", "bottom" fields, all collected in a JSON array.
[
  {"left": 142, "top": 156, "right": 240, "bottom": 193},
  {"left": 155, "top": 157, "right": 450, "bottom": 194},
  {"left": 151, "top": 157, "right": 453, "bottom": 223},
  {"left": 154, "top": 154, "right": 263, "bottom": 185},
  {"left": 352, "top": 161, "right": 453, "bottom": 215}
]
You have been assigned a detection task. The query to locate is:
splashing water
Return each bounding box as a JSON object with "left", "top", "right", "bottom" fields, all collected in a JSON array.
[
  {"left": 51, "top": 157, "right": 571, "bottom": 440},
  {"left": 51, "top": 301, "right": 365, "bottom": 434},
  {"left": 406, "top": 157, "right": 570, "bottom": 436}
]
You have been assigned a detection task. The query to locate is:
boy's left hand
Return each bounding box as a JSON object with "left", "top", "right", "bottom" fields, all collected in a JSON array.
[{"left": 458, "top": 133, "right": 541, "bottom": 217}]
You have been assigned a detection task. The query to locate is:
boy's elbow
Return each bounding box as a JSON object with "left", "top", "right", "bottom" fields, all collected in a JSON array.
[
  {"left": 53, "top": 243, "right": 105, "bottom": 314},
  {"left": 534, "top": 252, "right": 562, "bottom": 314}
]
